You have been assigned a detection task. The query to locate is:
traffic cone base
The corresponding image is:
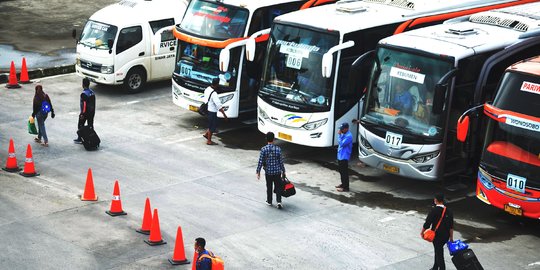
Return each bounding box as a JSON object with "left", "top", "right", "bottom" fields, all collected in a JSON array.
[
  {"left": 168, "top": 258, "right": 190, "bottom": 265},
  {"left": 144, "top": 238, "right": 167, "bottom": 246},
  {"left": 106, "top": 210, "right": 127, "bottom": 216},
  {"left": 136, "top": 228, "right": 150, "bottom": 235},
  {"left": 79, "top": 194, "right": 98, "bottom": 201},
  {"left": 20, "top": 171, "right": 40, "bottom": 177},
  {"left": 2, "top": 167, "right": 21, "bottom": 173}
]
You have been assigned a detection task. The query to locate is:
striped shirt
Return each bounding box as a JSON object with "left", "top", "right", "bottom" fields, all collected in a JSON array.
[{"left": 256, "top": 144, "right": 285, "bottom": 176}]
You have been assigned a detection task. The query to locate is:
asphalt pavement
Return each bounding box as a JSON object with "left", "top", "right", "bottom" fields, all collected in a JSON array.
[{"left": 0, "top": 75, "right": 539, "bottom": 269}]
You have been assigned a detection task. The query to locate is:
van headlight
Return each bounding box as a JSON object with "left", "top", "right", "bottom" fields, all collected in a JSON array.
[
  {"left": 101, "top": 65, "right": 114, "bottom": 74},
  {"left": 302, "top": 118, "right": 328, "bottom": 130},
  {"left": 76, "top": 58, "right": 81, "bottom": 66},
  {"left": 219, "top": 94, "right": 234, "bottom": 104},
  {"left": 411, "top": 151, "right": 440, "bottom": 163}
]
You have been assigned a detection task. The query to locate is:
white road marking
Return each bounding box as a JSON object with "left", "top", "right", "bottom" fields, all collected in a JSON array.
[
  {"left": 379, "top": 216, "right": 395, "bottom": 223},
  {"left": 404, "top": 210, "right": 417, "bottom": 215},
  {"left": 126, "top": 100, "right": 140, "bottom": 105}
]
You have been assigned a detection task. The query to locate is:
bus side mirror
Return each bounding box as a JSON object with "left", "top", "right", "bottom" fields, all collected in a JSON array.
[
  {"left": 107, "top": 39, "right": 114, "bottom": 54},
  {"left": 245, "top": 38, "right": 256, "bottom": 62},
  {"left": 350, "top": 50, "right": 375, "bottom": 96},
  {"left": 457, "top": 115, "right": 470, "bottom": 142},
  {"left": 219, "top": 48, "right": 230, "bottom": 72},
  {"left": 322, "top": 53, "right": 333, "bottom": 78},
  {"left": 432, "top": 84, "right": 445, "bottom": 114}
]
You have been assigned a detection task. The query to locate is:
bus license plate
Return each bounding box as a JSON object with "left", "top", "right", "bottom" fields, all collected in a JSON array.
[
  {"left": 385, "top": 131, "right": 403, "bottom": 148},
  {"left": 278, "top": 132, "right": 292, "bottom": 141},
  {"left": 383, "top": 164, "right": 399, "bottom": 174},
  {"left": 504, "top": 204, "right": 523, "bottom": 216},
  {"left": 189, "top": 105, "right": 199, "bottom": 112}
]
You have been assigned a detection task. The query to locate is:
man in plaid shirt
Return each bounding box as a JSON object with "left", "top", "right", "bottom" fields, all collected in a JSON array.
[{"left": 256, "top": 132, "right": 286, "bottom": 209}]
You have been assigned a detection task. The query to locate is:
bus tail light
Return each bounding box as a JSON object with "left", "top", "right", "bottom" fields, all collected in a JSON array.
[
  {"left": 411, "top": 151, "right": 440, "bottom": 163},
  {"left": 302, "top": 118, "right": 328, "bottom": 130}
]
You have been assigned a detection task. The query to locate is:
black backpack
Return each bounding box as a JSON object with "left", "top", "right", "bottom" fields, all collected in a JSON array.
[{"left": 198, "top": 91, "right": 214, "bottom": 116}]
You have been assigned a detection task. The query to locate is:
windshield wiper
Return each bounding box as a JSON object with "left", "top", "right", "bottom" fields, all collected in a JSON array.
[{"left": 386, "top": 121, "right": 414, "bottom": 135}]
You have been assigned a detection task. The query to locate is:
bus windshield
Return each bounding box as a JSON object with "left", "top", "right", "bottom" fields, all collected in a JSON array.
[
  {"left": 260, "top": 23, "right": 339, "bottom": 111},
  {"left": 179, "top": 0, "right": 249, "bottom": 40},
  {"left": 481, "top": 71, "right": 540, "bottom": 181},
  {"left": 175, "top": 40, "right": 239, "bottom": 92},
  {"left": 363, "top": 46, "right": 453, "bottom": 139},
  {"left": 79, "top": 20, "right": 118, "bottom": 50}
]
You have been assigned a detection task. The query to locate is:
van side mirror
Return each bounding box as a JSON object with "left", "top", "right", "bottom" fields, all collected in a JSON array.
[
  {"left": 245, "top": 38, "right": 256, "bottom": 62},
  {"left": 107, "top": 39, "right": 114, "bottom": 54},
  {"left": 456, "top": 115, "right": 470, "bottom": 142},
  {"left": 72, "top": 29, "right": 77, "bottom": 40},
  {"left": 219, "top": 49, "right": 230, "bottom": 72}
]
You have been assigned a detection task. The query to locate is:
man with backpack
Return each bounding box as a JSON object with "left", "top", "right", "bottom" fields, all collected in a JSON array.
[
  {"left": 32, "top": 85, "right": 55, "bottom": 147},
  {"left": 194, "top": 237, "right": 227, "bottom": 270},
  {"left": 74, "top": 78, "right": 96, "bottom": 144}
]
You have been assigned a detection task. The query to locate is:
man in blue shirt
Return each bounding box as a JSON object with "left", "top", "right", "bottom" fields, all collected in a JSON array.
[
  {"left": 195, "top": 237, "right": 211, "bottom": 270},
  {"left": 336, "top": 123, "right": 352, "bottom": 192},
  {"left": 256, "top": 132, "right": 286, "bottom": 209},
  {"left": 391, "top": 81, "right": 414, "bottom": 115}
]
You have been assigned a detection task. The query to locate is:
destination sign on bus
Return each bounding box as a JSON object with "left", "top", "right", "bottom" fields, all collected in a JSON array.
[
  {"left": 503, "top": 114, "right": 540, "bottom": 133},
  {"left": 520, "top": 81, "right": 540, "bottom": 95},
  {"left": 389, "top": 66, "right": 425, "bottom": 84}
]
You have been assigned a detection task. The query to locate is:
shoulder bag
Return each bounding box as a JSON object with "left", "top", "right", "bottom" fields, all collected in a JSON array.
[{"left": 423, "top": 207, "right": 446, "bottom": 242}]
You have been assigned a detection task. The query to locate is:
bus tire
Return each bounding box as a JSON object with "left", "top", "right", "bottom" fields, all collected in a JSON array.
[{"left": 124, "top": 67, "right": 146, "bottom": 93}]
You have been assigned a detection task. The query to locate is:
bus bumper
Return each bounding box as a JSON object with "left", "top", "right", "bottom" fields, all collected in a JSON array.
[
  {"left": 172, "top": 81, "right": 204, "bottom": 113},
  {"left": 358, "top": 149, "right": 439, "bottom": 181},
  {"left": 477, "top": 169, "right": 540, "bottom": 219}
]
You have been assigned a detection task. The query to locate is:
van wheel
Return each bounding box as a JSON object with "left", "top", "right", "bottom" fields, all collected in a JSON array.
[{"left": 124, "top": 68, "right": 146, "bottom": 93}]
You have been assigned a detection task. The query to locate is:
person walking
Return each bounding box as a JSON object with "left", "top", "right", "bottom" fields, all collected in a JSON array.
[
  {"left": 32, "top": 85, "right": 55, "bottom": 147},
  {"left": 421, "top": 193, "right": 454, "bottom": 270},
  {"left": 256, "top": 132, "right": 286, "bottom": 209},
  {"left": 336, "top": 123, "right": 352, "bottom": 192},
  {"left": 74, "top": 78, "right": 96, "bottom": 144},
  {"left": 203, "top": 78, "right": 227, "bottom": 145},
  {"left": 194, "top": 237, "right": 211, "bottom": 270}
]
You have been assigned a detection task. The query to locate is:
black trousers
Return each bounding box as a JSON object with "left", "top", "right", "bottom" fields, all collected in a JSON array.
[
  {"left": 266, "top": 174, "right": 282, "bottom": 204},
  {"left": 338, "top": 160, "right": 349, "bottom": 189},
  {"left": 432, "top": 239, "right": 446, "bottom": 270},
  {"left": 77, "top": 114, "right": 94, "bottom": 137}
]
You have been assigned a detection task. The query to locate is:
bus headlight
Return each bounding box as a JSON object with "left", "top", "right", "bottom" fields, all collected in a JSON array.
[
  {"left": 411, "top": 151, "right": 440, "bottom": 163},
  {"left": 219, "top": 94, "right": 234, "bottom": 104},
  {"left": 302, "top": 118, "right": 328, "bottom": 130},
  {"left": 101, "top": 65, "right": 114, "bottom": 74},
  {"left": 360, "top": 135, "right": 372, "bottom": 149},
  {"left": 259, "top": 108, "right": 269, "bottom": 119}
]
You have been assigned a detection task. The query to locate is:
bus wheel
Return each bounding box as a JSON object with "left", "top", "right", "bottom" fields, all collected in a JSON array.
[{"left": 124, "top": 68, "right": 146, "bottom": 93}]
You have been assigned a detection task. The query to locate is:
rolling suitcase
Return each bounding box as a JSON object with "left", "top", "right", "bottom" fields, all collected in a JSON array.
[
  {"left": 77, "top": 126, "right": 100, "bottom": 150},
  {"left": 451, "top": 248, "right": 484, "bottom": 270}
]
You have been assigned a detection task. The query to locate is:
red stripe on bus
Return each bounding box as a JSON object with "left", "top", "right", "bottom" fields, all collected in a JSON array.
[
  {"left": 173, "top": 28, "right": 246, "bottom": 49},
  {"left": 487, "top": 141, "right": 540, "bottom": 167},
  {"left": 484, "top": 103, "right": 540, "bottom": 123}
]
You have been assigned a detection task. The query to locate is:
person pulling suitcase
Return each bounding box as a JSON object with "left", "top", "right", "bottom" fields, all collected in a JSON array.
[{"left": 74, "top": 78, "right": 96, "bottom": 144}]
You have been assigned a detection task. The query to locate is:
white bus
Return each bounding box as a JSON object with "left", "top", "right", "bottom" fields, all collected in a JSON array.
[
  {"left": 75, "top": 0, "right": 188, "bottom": 93},
  {"left": 171, "top": 0, "right": 327, "bottom": 117},
  {"left": 254, "top": 0, "right": 537, "bottom": 147},
  {"left": 358, "top": 3, "right": 540, "bottom": 181}
]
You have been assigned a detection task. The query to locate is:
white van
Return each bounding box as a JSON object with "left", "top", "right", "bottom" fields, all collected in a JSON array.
[{"left": 74, "top": 0, "right": 188, "bottom": 92}]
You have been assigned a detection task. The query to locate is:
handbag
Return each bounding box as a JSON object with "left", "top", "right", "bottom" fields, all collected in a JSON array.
[
  {"left": 281, "top": 176, "right": 296, "bottom": 198},
  {"left": 198, "top": 91, "right": 214, "bottom": 116},
  {"left": 28, "top": 116, "right": 38, "bottom": 135},
  {"left": 423, "top": 207, "right": 446, "bottom": 242}
]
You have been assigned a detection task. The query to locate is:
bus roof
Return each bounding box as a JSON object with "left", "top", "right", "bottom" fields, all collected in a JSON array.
[
  {"left": 379, "top": 2, "right": 540, "bottom": 60},
  {"left": 90, "top": 0, "right": 188, "bottom": 27},
  {"left": 273, "top": 0, "right": 522, "bottom": 35},
  {"left": 210, "top": 0, "right": 306, "bottom": 10},
  {"left": 508, "top": 56, "right": 540, "bottom": 77}
]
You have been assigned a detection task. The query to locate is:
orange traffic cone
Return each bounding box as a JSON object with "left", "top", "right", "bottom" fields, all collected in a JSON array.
[
  {"left": 19, "top": 144, "right": 39, "bottom": 177},
  {"left": 2, "top": 138, "right": 21, "bottom": 172},
  {"left": 105, "top": 180, "right": 127, "bottom": 216},
  {"left": 169, "top": 226, "right": 190, "bottom": 265},
  {"left": 80, "top": 168, "right": 98, "bottom": 201},
  {"left": 136, "top": 197, "right": 152, "bottom": 234},
  {"left": 144, "top": 209, "right": 166, "bottom": 246},
  {"left": 19, "top": 57, "right": 31, "bottom": 84},
  {"left": 6, "top": 61, "right": 21, "bottom": 89},
  {"left": 191, "top": 251, "right": 198, "bottom": 270}
]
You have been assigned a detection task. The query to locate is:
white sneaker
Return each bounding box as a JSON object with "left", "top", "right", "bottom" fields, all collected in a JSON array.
[
  {"left": 277, "top": 203, "right": 283, "bottom": 209},
  {"left": 266, "top": 201, "right": 272, "bottom": 206}
]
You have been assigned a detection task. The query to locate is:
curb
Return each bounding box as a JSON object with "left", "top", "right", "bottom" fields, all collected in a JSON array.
[{"left": 0, "top": 64, "right": 75, "bottom": 84}]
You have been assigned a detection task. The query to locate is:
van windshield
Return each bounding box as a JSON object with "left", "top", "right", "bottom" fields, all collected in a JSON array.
[
  {"left": 79, "top": 20, "right": 118, "bottom": 50},
  {"left": 179, "top": 0, "right": 248, "bottom": 40}
]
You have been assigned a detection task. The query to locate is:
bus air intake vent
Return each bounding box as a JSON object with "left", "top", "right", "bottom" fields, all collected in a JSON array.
[
  {"left": 336, "top": 0, "right": 368, "bottom": 13},
  {"left": 445, "top": 28, "right": 478, "bottom": 36},
  {"left": 362, "top": 0, "right": 415, "bottom": 10},
  {"left": 118, "top": 0, "right": 138, "bottom": 7},
  {"left": 469, "top": 14, "right": 530, "bottom": 32}
]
